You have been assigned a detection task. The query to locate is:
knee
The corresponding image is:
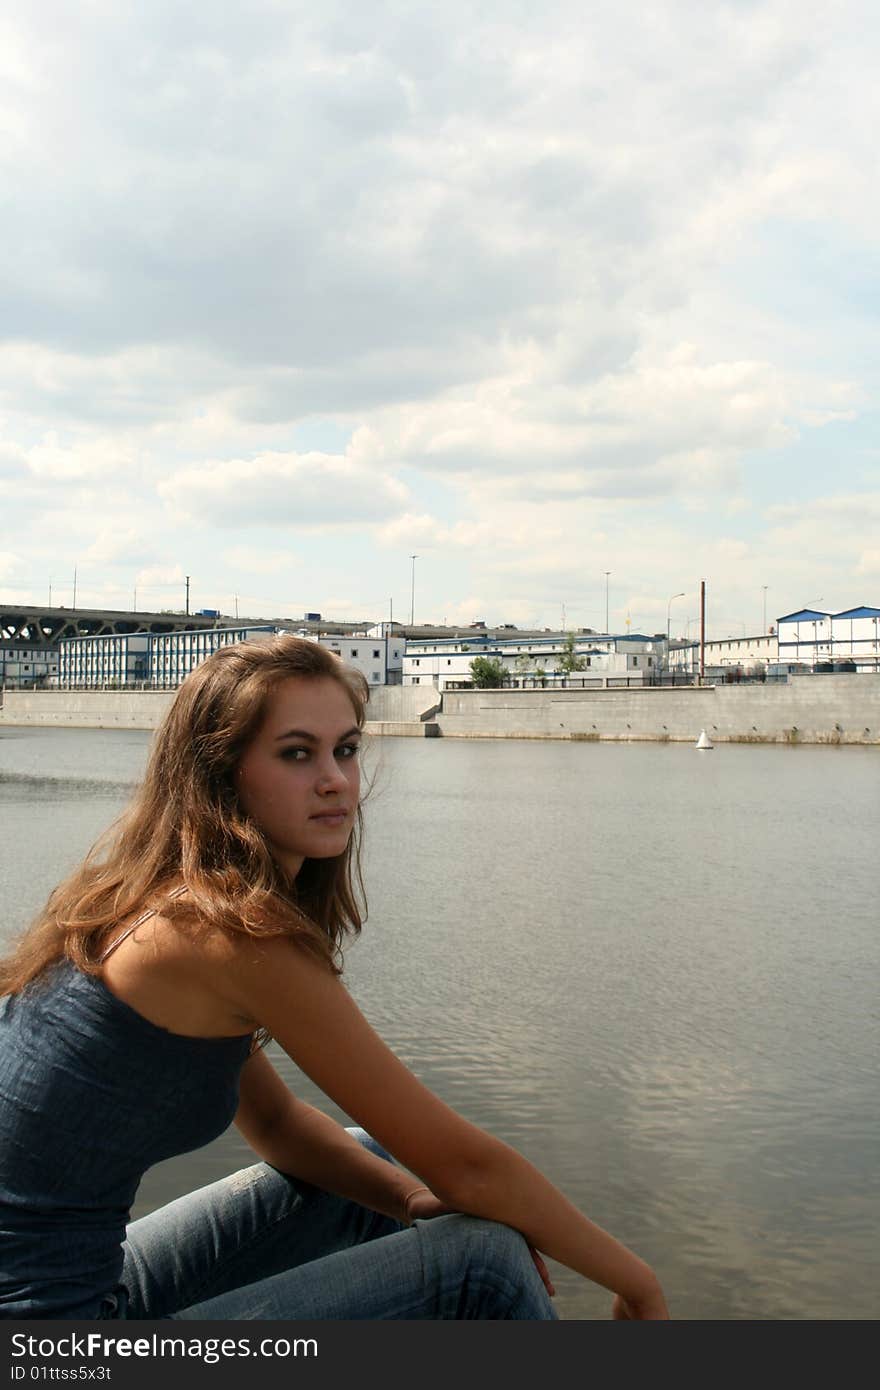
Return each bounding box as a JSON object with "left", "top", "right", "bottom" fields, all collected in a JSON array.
[
  {"left": 460, "top": 1217, "right": 534, "bottom": 1278},
  {"left": 415, "top": 1216, "right": 557, "bottom": 1320}
]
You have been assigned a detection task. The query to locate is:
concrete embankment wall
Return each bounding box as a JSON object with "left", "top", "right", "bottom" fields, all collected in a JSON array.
[
  {"left": 364, "top": 686, "right": 440, "bottom": 722},
  {"left": 0, "top": 690, "right": 176, "bottom": 729},
  {"left": 437, "top": 676, "right": 880, "bottom": 745},
  {"left": 0, "top": 684, "right": 441, "bottom": 732},
  {"left": 1, "top": 679, "right": 876, "bottom": 742}
]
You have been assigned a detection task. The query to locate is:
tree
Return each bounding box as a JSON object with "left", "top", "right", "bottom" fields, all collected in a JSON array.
[
  {"left": 469, "top": 656, "right": 508, "bottom": 688},
  {"left": 557, "top": 632, "right": 587, "bottom": 675}
]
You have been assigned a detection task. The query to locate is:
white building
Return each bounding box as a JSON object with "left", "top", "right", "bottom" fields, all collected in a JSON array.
[
  {"left": 668, "top": 634, "right": 777, "bottom": 675},
  {"left": 1, "top": 645, "right": 59, "bottom": 688},
  {"left": 403, "top": 632, "right": 664, "bottom": 689},
  {"left": 777, "top": 607, "right": 880, "bottom": 671},
  {"left": 313, "top": 626, "right": 404, "bottom": 687}
]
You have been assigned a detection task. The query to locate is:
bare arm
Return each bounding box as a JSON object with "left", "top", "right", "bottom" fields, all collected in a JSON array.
[
  {"left": 230, "top": 938, "right": 668, "bottom": 1317},
  {"left": 235, "top": 1049, "right": 435, "bottom": 1224}
]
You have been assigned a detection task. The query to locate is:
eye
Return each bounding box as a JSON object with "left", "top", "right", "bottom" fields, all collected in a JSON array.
[
  {"left": 279, "top": 746, "right": 310, "bottom": 761},
  {"left": 336, "top": 742, "right": 361, "bottom": 760}
]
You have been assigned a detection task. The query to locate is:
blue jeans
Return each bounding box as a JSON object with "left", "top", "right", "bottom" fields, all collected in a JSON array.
[{"left": 112, "top": 1131, "right": 558, "bottom": 1320}]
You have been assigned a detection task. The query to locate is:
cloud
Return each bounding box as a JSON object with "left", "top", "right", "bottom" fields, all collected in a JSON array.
[
  {"left": 857, "top": 549, "right": 880, "bottom": 575},
  {"left": 23, "top": 431, "right": 139, "bottom": 481},
  {"left": 134, "top": 563, "right": 186, "bottom": 590},
  {"left": 223, "top": 544, "right": 302, "bottom": 575},
  {"left": 158, "top": 450, "right": 409, "bottom": 527},
  {"left": 0, "top": 441, "right": 28, "bottom": 478},
  {"left": 375, "top": 512, "right": 496, "bottom": 550},
  {"left": 0, "top": 551, "right": 23, "bottom": 581},
  {"left": 0, "top": 2, "right": 877, "bottom": 633}
]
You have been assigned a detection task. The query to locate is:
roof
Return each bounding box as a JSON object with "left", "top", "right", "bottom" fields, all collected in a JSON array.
[
  {"left": 833, "top": 606, "right": 880, "bottom": 619},
  {"left": 778, "top": 609, "right": 831, "bottom": 622}
]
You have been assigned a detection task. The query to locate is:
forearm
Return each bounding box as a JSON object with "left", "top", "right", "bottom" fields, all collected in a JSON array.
[
  {"left": 440, "top": 1139, "right": 659, "bottom": 1305},
  {"left": 244, "top": 1100, "right": 424, "bottom": 1224}
]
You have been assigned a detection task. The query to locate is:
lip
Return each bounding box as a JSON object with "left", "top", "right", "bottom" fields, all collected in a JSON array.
[{"left": 309, "top": 809, "right": 350, "bottom": 824}]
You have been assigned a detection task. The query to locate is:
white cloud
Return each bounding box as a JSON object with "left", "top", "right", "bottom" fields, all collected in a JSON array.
[
  {"left": 0, "top": 551, "right": 23, "bottom": 581},
  {"left": 158, "top": 450, "right": 410, "bottom": 527},
  {"left": 25, "top": 432, "right": 138, "bottom": 481},
  {"left": 857, "top": 550, "right": 880, "bottom": 575},
  {"left": 223, "top": 544, "right": 302, "bottom": 575},
  {"left": 135, "top": 563, "right": 185, "bottom": 590},
  {"left": 0, "top": 2, "right": 877, "bottom": 632}
]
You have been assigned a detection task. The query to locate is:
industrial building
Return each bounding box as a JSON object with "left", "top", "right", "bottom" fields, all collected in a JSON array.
[
  {"left": 402, "top": 632, "right": 664, "bottom": 688},
  {"left": 55, "top": 625, "right": 404, "bottom": 690}
]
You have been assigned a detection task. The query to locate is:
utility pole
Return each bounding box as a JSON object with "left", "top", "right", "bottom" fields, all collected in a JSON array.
[
  {"left": 604, "top": 572, "right": 611, "bottom": 634},
  {"left": 234, "top": 594, "right": 239, "bottom": 621},
  {"left": 410, "top": 555, "right": 418, "bottom": 627},
  {"left": 700, "top": 580, "right": 706, "bottom": 682},
  {"left": 762, "top": 585, "right": 768, "bottom": 634},
  {"left": 72, "top": 566, "right": 77, "bottom": 609},
  {"left": 185, "top": 575, "right": 190, "bottom": 616}
]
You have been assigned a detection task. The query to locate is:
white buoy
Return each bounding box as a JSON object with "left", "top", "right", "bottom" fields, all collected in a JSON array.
[{"left": 696, "top": 728, "right": 713, "bottom": 750}]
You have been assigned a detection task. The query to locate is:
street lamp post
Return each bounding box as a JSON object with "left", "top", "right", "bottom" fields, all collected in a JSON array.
[
  {"left": 410, "top": 554, "right": 418, "bottom": 627},
  {"left": 666, "top": 591, "right": 685, "bottom": 647},
  {"left": 604, "top": 572, "right": 611, "bottom": 634},
  {"left": 762, "top": 585, "right": 768, "bottom": 634}
]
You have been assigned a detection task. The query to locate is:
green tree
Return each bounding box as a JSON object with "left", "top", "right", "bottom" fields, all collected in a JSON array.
[
  {"left": 469, "top": 656, "right": 508, "bottom": 688},
  {"left": 557, "top": 632, "right": 587, "bottom": 675}
]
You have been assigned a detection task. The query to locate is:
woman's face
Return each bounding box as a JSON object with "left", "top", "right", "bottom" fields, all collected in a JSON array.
[{"left": 236, "top": 676, "right": 361, "bottom": 878}]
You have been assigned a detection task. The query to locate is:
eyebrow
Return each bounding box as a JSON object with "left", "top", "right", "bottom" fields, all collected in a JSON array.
[{"left": 274, "top": 726, "right": 361, "bottom": 744}]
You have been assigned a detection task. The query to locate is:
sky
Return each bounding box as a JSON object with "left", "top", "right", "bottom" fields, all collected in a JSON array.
[{"left": 1, "top": 0, "right": 878, "bottom": 639}]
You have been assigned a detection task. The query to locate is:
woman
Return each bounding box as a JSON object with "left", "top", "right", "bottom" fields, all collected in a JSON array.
[{"left": 0, "top": 635, "right": 669, "bottom": 1320}]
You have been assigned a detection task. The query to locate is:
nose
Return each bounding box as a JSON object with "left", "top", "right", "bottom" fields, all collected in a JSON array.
[{"left": 315, "top": 755, "right": 348, "bottom": 794}]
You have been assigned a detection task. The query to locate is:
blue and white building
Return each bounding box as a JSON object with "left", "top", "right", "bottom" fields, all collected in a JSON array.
[
  {"left": 57, "top": 624, "right": 405, "bottom": 689},
  {"left": 777, "top": 607, "right": 880, "bottom": 671},
  {"left": 58, "top": 627, "right": 275, "bottom": 688},
  {"left": 1, "top": 644, "right": 59, "bottom": 688}
]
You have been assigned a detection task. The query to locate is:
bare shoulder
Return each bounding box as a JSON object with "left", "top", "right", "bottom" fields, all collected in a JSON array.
[{"left": 99, "top": 908, "right": 260, "bottom": 1037}]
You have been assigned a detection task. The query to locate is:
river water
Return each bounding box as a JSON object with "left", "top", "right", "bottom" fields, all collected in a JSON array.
[{"left": 1, "top": 726, "right": 877, "bottom": 1320}]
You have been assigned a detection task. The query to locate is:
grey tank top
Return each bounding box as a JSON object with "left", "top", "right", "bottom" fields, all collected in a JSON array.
[{"left": 0, "top": 904, "right": 252, "bottom": 1318}]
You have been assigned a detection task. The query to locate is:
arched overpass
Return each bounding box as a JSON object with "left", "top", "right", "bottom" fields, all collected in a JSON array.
[{"left": 1, "top": 605, "right": 213, "bottom": 647}]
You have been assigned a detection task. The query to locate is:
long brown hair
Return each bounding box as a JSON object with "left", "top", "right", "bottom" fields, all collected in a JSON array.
[{"left": 0, "top": 635, "right": 370, "bottom": 995}]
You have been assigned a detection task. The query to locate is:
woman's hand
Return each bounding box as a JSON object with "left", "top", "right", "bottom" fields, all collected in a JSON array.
[{"left": 611, "top": 1282, "right": 670, "bottom": 1320}]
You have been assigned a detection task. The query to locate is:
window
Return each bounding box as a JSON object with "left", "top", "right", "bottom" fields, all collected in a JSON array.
[
  {"left": 447, "top": 659, "right": 451, "bottom": 665},
  {"left": 372, "top": 671, "right": 380, "bottom": 682},
  {"left": 414, "top": 659, "right": 420, "bottom": 666},
  {"left": 373, "top": 649, "right": 380, "bottom": 658},
  {"left": 647, "top": 657, "right": 653, "bottom": 667},
  {"left": 351, "top": 649, "right": 358, "bottom": 657}
]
